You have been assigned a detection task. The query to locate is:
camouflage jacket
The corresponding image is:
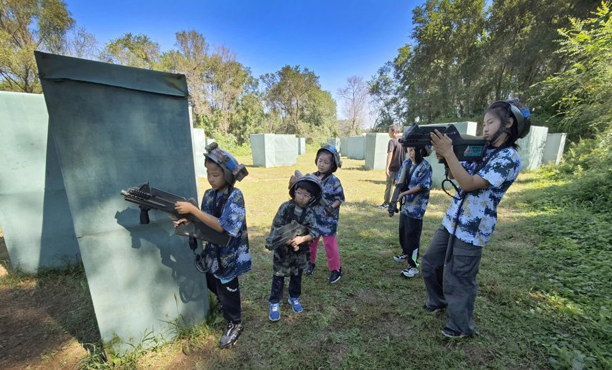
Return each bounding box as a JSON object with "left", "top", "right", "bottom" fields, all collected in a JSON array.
[{"left": 266, "top": 201, "right": 319, "bottom": 277}]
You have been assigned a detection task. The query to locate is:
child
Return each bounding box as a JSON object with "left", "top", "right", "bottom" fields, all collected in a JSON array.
[
  {"left": 306, "top": 144, "right": 345, "bottom": 283},
  {"left": 392, "top": 146, "right": 433, "bottom": 278},
  {"left": 265, "top": 171, "right": 321, "bottom": 321},
  {"left": 423, "top": 100, "right": 531, "bottom": 338},
  {"left": 174, "top": 142, "right": 251, "bottom": 349}
]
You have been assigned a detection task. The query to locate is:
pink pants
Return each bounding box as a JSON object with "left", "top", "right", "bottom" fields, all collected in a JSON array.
[{"left": 309, "top": 235, "right": 341, "bottom": 271}]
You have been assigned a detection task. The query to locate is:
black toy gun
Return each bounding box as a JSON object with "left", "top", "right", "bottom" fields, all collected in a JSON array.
[
  {"left": 388, "top": 165, "right": 410, "bottom": 217},
  {"left": 121, "top": 183, "right": 232, "bottom": 247},
  {"left": 399, "top": 124, "right": 486, "bottom": 162},
  {"left": 265, "top": 220, "right": 308, "bottom": 251}
]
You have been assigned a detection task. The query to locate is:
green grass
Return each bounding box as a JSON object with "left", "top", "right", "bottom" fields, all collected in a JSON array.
[{"left": 2, "top": 149, "right": 611, "bottom": 369}]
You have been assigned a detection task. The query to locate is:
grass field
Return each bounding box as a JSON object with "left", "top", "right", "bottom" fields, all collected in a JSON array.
[{"left": 1, "top": 147, "right": 610, "bottom": 369}]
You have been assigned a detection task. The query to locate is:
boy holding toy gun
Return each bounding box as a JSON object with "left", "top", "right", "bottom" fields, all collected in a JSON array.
[
  {"left": 173, "top": 142, "right": 251, "bottom": 349},
  {"left": 389, "top": 146, "right": 433, "bottom": 278},
  {"left": 265, "top": 171, "right": 321, "bottom": 322}
]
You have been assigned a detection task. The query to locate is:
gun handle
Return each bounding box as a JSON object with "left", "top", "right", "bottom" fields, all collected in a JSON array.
[{"left": 139, "top": 206, "right": 151, "bottom": 224}]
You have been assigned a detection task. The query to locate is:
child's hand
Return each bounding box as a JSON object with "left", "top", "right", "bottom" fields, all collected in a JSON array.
[
  {"left": 430, "top": 130, "right": 453, "bottom": 158},
  {"left": 288, "top": 236, "right": 305, "bottom": 250},
  {"left": 175, "top": 201, "right": 196, "bottom": 215},
  {"left": 173, "top": 218, "right": 190, "bottom": 227}
]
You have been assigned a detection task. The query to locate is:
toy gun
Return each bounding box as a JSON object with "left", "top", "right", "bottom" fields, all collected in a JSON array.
[
  {"left": 121, "top": 182, "right": 232, "bottom": 247},
  {"left": 388, "top": 165, "right": 410, "bottom": 217},
  {"left": 265, "top": 220, "right": 308, "bottom": 251},
  {"left": 399, "top": 124, "right": 486, "bottom": 162}
]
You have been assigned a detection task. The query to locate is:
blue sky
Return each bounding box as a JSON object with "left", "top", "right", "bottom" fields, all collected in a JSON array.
[{"left": 63, "top": 0, "right": 421, "bottom": 121}]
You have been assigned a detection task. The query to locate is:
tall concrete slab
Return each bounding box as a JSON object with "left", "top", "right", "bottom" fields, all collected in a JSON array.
[
  {"left": 35, "top": 52, "right": 208, "bottom": 353},
  {"left": 364, "top": 133, "right": 389, "bottom": 170},
  {"left": 345, "top": 136, "right": 366, "bottom": 160},
  {"left": 0, "top": 91, "right": 80, "bottom": 273},
  {"left": 542, "top": 133, "right": 567, "bottom": 165},
  {"left": 327, "top": 138, "right": 341, "bottom": 153},
  {"left": 517, "top": 126, "right": 549, "bottom": 170},
  {"left": 251, "top": 133, "right": 298, "bottom": 167},
  {"left": 297, "top": 137, "right": 306, "bottom": 155}
]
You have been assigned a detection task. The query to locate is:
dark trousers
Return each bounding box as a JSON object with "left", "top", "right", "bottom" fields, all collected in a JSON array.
[
  {"left": 422, "top": 225, "right": 482, "bottom": 335},
  {"left": 399, "top": 213, "right": 423, "bottom": 268},
  {"left": 206, "top": 272, "right": 241, "bottom": 324},
  {"left": 269, "top": 270, "right": 303, "bottom": 304}
]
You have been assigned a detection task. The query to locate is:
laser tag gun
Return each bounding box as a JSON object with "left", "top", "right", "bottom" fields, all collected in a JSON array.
[
  {"left": 265, "top": 220, "right": 308, "bottom": 251},
  {"left": 399, "top": 124, "right": 487, "bottom": 163},
  {"left": 121, "top": 182, "right": 232, "bottom": 247},
  {"left": 388, "top": 165, "right": 410, "bottom": 217}
]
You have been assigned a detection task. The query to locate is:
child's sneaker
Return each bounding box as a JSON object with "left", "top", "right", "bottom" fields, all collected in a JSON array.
[
  {"left": 393, "top": 254, "right": 408, "bottom": 262},
  {"left": 328, "top": 269, "right": 342, "bottom": 283},
  {"left": 269, "top": 303, "right": 280, "bottom": 321},
  {"left": 219, "top": 322, "right": 243, "bottom": 348},
  {"left": 441, "top": 327, "right": 468, "bottom": 339},
  {"left": 288, "top": 297, "right": 304, "bottom": 313},
  {"left": 305, "top": 263, "right": 316, "bottom": 275},
  {"left": 401, "top": 267, "right": 420, "bottom": 278}
]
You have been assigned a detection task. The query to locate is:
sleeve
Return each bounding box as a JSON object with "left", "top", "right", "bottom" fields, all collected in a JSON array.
[
  {"left": 478, "top": 149, "right": 520, "bottom": 188},
  {"left": 332, "top": 176, "right": 345, "bottom": 203},
  {"left": 415, "top": 162, "right": 433, "bottom": 190},
  {"left": 303, "top": 208, "right": 320, "bottom": 240},
  {"left": 270, "top": 202, "right": 288, "bottom": 230},
  {"left": 387, "top": 139, "right": 394, "bottom": 153},
  {"left": 201, "top": 189, "right": 214, "bottom": 214},
  {"left": 218, "top": 189, "right": 246, "bottom": 237}
]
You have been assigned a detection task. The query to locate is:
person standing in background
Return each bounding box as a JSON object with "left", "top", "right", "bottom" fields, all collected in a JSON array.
[{"left": 379, "top": 124, "right": 405, "bottom": 209}]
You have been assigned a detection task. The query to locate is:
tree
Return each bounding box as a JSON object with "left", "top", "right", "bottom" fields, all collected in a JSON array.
[
  {"left": 101, "top": 33, "right": 161, "bottom": 69},
  {"left": 262, "top": 65, "right": 324, "bottom": 136},
  {"left": 337, "top": 76, "right": 369, "bottom": 136},
  {"left": 0, "top": 0, "right": 75, "bottom": 92},
  {"left": 536, "top": 2, "right": 612, "bottom": 142},
  {"left": 368, "top": 61, "right": 403, "bottom": 130}
]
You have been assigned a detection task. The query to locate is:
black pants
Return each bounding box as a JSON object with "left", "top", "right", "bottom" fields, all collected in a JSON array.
[
  {"left": 269, "top": 270, "right": 303, "bottom": 304},
  {"left": 399, "top": 213, "right": 422, "bottom": 268},
  {"left": 206, "top": 272, "right": 241, "bottom": 324}
]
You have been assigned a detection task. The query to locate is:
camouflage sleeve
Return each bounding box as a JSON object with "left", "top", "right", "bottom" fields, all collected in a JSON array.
[
  {"left": 218, "top": 189, "right": 246, "bottom": 237},
  {"left": 331, "top": 176, "right": 345, "bottom": 203},
  {"left": 270, "top": 202, "right": 290, "bottom": 230},
  {"left": 415, "top": 161, "right": 433, "bottom": 190},
  {"left": 303, "top": 207, "right": 320, "bottom": 240},
  {"left": 478, "top": 149, "right": 521, "bottom": 188}
]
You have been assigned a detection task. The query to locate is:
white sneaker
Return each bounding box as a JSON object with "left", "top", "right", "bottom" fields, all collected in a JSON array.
[
  {"left": 401, "top": 267, "right": 420, "bottom": 278},
  {"left": 393, "top": 254, "right": 409, "bottom": 262}
]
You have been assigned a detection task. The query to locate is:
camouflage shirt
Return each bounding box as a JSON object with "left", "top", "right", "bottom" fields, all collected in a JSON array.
[
  {"left": 399, "top": 159, "right": 432, "bottom": 219},
  {"left": 442, "top": 147, "right": 521, "bottom": 247},
  {"left": 267, "top": 201, "right": 319, "bottom": 277},
  {"left": 312, "top": 173, "right": 345, "bottom": 236},
  {"left": 199, "top": 187, "right": 252, "bottom": 281}
]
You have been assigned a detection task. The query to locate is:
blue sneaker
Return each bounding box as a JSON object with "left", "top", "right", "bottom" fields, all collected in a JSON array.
[
  {"left": 288, "top": 297, "right": 304, "bottom": 313},
  {"left": 269, "top": 303, "right": 280, "bottom": 321}
]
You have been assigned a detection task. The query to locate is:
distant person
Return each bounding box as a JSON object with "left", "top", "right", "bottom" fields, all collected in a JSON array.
[
  {"left": 392, "top": 146, "right": 433, "bottom": 278},
  {"left": 174, "top": 143, "right": 251, "bottom": 349},
  {"left": 265, "top": 172, "right": 321, "bottom": 321},
  {"left": 306, "top": 145, "right": 345, "bottom": 284},
  {"left": 379, "top": 124, "right": 406, "bottom": 209},
  {"left": 423, "top": 100, "right": 531, "bottom": 338}
]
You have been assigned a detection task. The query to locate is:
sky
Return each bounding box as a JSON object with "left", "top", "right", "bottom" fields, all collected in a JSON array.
[{"left": 63, "top": 0, "right": 421, "bottom": 122}]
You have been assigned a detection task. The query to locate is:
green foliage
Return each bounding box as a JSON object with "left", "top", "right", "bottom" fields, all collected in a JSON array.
[
  {"left": 261, "top": 65, "right": 338, "bottom": 139},
  {"left": 536, "top": 2, "right": 612, "bottom": 142},
  {"left": 0, "top": 0, "right": 75, "bottom": 92},
  {"left": 102, "top": 33, "right": 161, "bottom": 70},
  {"left": 370, "top": 0, "right": 599, "bottom": 129}
]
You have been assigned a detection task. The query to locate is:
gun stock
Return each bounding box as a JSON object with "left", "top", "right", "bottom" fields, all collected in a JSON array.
[
  {"left": 121, "top": 183, "right": 232, "bottom": 247},
  {"left": 265, "top": 220, "right": 308, "bottom": 250}
]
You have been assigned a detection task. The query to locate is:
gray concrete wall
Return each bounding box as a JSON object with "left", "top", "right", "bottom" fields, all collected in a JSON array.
[
  {"left": 542, "top": 133, "right": 567, "bottom": 165},
  {"left": 364, "top": 133, "right": 389, "bottom": 170},
  {"left": 343, "top": 136, "right": 366, "bottom": 160},
  {"left": 517, "top": 126, "right": 549, "bottom": 170},
  {"left": 36, "top": 52, "right": 208, "bottom": 353},
  {"left": 0, "top": 91, "right": 80, "bottom": 273},
  {"left": 251, "top": 133, "right": 298, "bottom": 167}
]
